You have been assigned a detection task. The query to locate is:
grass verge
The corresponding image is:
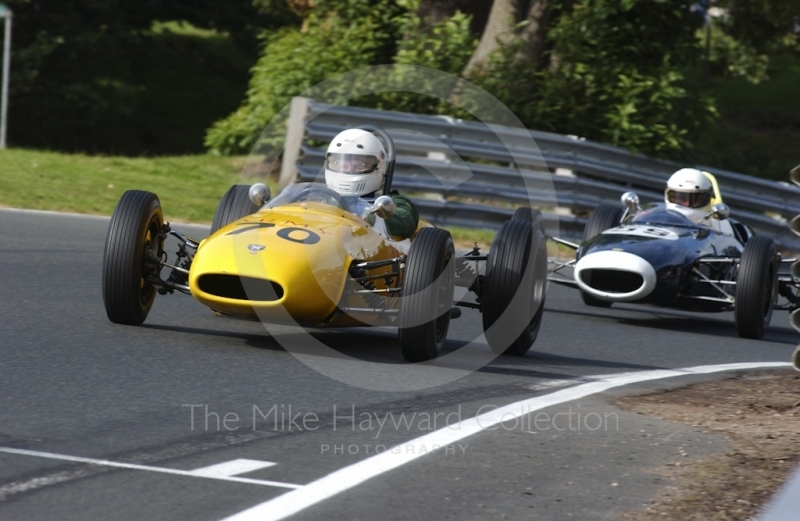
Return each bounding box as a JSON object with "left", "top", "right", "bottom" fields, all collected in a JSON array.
[
  {"left": 0, "top": 148, "right": 577, "bottom": 251},
  {"left": 0, "top": 149, "right": 564, "bottom": 252},
  {"left": 0, "top": 149, "right": 249, "bottom": 223}
]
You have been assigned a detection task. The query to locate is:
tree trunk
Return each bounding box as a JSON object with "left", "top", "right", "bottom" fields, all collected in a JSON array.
[
  {"left": 416, "top": 0, "right": 492, "bottom": 34},
  {"left": 462, "top": 0, "right": 525, "bottom": 77},
  {"left": 516, "top": 0, "right": 551, "bottom": 68},
  {"left": 462, "top": 0, "right": 551, "bottom": 77},
  {"left": 286, "top": 0, "right": 314, "bottom": 17}
]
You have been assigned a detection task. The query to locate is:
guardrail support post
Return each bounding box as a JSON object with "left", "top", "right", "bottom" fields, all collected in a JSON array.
[
  {"left": 278, "top": 97, "right": 311, "bottom": 189},
  {"left": 0, "top": 9, "right": 12, "bottom": 149}
]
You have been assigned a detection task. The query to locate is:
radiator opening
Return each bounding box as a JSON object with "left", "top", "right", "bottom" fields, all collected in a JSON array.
[
  {"left": 198, "top": 274, "right": 284, "bottom": 301},
  {"left": 580, "top": 269, "right": 643, "bottom": 293}
]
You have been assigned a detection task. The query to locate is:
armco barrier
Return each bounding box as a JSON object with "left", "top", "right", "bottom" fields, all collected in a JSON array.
[{"left": 279, "top": 97, "right": 800, "bottom": 247}]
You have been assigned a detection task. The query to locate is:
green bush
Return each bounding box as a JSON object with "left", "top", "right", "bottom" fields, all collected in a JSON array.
[{"left": 205, "top": 0, "right": 478, "bottom": 155}]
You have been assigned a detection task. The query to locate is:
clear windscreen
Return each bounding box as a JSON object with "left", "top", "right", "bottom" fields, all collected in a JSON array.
[
  {"left": 630, "top": 204, "right": 698, "bottom": 227},
  {"left": 266, "top": 183, "right": 372, "bottom": 217}
]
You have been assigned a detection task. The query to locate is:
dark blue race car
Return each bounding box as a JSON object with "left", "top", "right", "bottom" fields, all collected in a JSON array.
[{"left": 549, "top": 192, "right": 800, "bottom": 340}]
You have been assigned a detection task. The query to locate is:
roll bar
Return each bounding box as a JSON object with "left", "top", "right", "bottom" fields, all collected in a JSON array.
[{"left": 359, "top": 126, "right": 395, "bottom": 196}]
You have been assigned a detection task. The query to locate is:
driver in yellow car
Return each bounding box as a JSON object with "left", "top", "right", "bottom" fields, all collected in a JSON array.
[{"left": 324, "top": 129, "right": 419, "bottom": 240}]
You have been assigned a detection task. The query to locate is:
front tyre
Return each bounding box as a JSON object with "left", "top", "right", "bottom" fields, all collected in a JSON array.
[
  {"left": 399, "top": 228, "right": 456, "bottom": 362},
  {"left": 581, "top": 290, "right": 612, "bottom": 308},
  {"left": 103, "top": 191, "right": 164, "bottom": 325},
  {"left": 735, "top": 235, "right": 778, "bottom": 339},
  {"left": 210, "top": 185, "right": 261, "bottom": 234},
  {"left": 482, "top": 219, "right": 548, "bottom": 356}
]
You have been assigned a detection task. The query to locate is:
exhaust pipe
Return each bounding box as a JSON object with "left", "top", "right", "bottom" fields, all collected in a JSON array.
[{"left": 793, "top": 345, "right": 800, "bottom": 373}]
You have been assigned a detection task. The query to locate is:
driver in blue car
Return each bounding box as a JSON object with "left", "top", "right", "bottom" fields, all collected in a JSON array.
[
  {"left": 324, "top": 128, "right": 419, "bottom": 240},
  {"left": 664, "top": 168, "right": 734, "bottom": 235}
]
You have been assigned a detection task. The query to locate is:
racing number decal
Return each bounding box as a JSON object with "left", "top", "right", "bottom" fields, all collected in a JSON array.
[
  {"left": 644, "top": 227, "right": 671, "bottom": 237},
  {"left": 277, "top": 227, "right": 321, "bottom": 245},
  {"left": 603, "top": 226, "right": 679, "bottom": 241},
  {"left": 227, "top": 223, "right": 276, "bottom": 235},
  {"left": 228, "top": 223, "right": 322, "bottom": 244}
]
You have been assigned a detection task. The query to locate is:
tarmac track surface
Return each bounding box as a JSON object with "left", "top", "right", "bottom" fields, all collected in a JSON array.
[{"left": 0, "top": 208, "right": 795, "bottom": 520}]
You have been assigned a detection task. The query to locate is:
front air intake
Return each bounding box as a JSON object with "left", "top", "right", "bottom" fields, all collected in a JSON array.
[
  {"left": 198, "top": 274, "right": 284, "bottom": 301},
  {"left": 580, "top": 269, "right": 643, "bottom": 293}
]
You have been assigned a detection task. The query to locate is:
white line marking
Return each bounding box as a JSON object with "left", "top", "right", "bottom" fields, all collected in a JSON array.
[
  {"left": 528, "top": 378, "right": 579, "bottom": 391},
  {"left": 0, "top": 207, "right": 110, "bottom": 220},
  {"left": 0, "top": 447, "right": 299, "bottom": 489},
  {"left": 0, "top": 207, "right": 210, "bottom": 232},
  {"left": 189, "top": 459, "right": 276, "bottom": 478},
  {"left": 219, "top": 362, "right": 791, "bottom": 521}
]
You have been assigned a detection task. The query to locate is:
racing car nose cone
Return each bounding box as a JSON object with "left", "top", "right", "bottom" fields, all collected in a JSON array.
[{"left": 574, "top": 251, "right": 657, "bottom": 302}]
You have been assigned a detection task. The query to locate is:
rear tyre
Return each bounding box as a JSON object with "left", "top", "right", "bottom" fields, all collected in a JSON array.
[
  {"left": 211, "top": 185, "right": 260, "bottom": 234},
  {"left": 735, "top": 235, "right": 777, "bottom": 339},
  {"left": 399, "top": 228, "right": 456, "bottom": 362},
  {"left": 580, "top": 203, "right": 623, "bottom": 308},
  {"left": 103, "top": 190, "right": 164, "bottom": 325},
  {"left": 512, "top": 207, "right": 547, "bottom": 243},
  {"left": 583, "top": 203, "right": 623, "bottom": 242},
  {"left": 482, "top": 219, "right": 548, "bottom": 356},
  {"left": 512, "top": 207, "right": 544, "bottom": 230}
]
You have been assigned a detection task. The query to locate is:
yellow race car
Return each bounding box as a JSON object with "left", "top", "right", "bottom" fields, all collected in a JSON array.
[{"left": 102, "top": 134, "right": 547, "bottom": 362}]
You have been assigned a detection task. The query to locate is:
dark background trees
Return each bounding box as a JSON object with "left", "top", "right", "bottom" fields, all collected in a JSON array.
[
  {"left": 206, "top": 0, "right": 713, "bottom": 156},
  {"left": 5, "top": 0, "right": 289, "bottom": 154},
  {"left": 4, "top": 0, "right": 800, "bottom": 179}
]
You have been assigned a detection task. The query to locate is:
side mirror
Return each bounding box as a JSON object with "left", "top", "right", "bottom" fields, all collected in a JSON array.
[
  {"left": 370, "top": 195, "right": 396, "bottom": 219},
  {"left": 621, "top": 191, "right": 640, "bottom": 211},
  {"left": 249, "top": 183, "right": 271, "bottom": 207},
  {"left": 709, "top": 203, "right": 730, "bottom": 220}
]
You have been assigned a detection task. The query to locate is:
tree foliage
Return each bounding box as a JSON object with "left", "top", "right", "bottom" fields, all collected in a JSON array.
[
  {"left": 205, "top": 0, "right": 478, "bottom": 155},
  {"left": 719, "top": 0, "right": 800, "bottom": 52},
  {"left": 701, "top": 1, "right": 800, "bottom": 85},
  {"left": 471, "top": 0, "right": 715, "bottom": 154}
]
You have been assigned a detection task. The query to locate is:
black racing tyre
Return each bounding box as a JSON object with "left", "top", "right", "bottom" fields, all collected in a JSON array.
[
  {"left": 580, "top": 203, "right": 623, "bottom": 308},
  {"left": 210, "top": 185, "right": 260, "bottom": 234},
  {"left": 399, "top": 228, "right": 456, "bottom": 362},
  {"left": 735, "top": 235, "right": 778, "bottom": 339},
  {"left": 583, "top": 203, "right": 623, "bottom": 242},
  {"left": 512, "top": 206, "right": 546, "bottom": 236},
  {"left": 482, "top": 219, "right": 548, "bottom": 356},
  {"left": 102, "top": 190, "right": 164, "bottom": 325}
]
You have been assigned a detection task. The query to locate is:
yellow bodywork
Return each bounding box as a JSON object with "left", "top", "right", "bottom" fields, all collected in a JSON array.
[{"left": 188, "top": 202, "right": 411, "bottom": 326}]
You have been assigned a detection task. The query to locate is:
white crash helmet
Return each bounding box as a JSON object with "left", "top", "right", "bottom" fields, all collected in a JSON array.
[
  {"left": 665, "top": 168, "right": 713, "bottom": 211},
  {"left": 324, "top": 129, "right": 386, "bottom": 196}
]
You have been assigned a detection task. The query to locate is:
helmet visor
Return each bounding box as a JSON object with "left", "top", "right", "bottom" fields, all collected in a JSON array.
[
  {"left": 325, "top": 153, "right": 380, "bottom": 175},
  {"left": 666, "top": 189, "right": 712, "bottom": 209}
]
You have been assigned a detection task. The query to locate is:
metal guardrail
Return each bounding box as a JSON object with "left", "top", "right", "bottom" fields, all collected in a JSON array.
[{"left": 280, "top": 97, "right": 799, "bottom": 247}]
